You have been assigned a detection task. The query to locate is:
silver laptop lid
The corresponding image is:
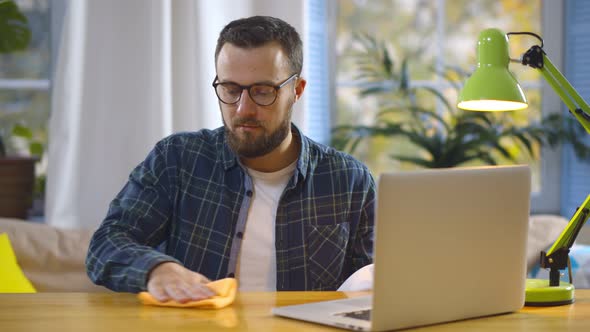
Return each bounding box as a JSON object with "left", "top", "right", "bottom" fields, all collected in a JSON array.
[{"left": 372, "top": 165, "right": 531, "bottom": 331}]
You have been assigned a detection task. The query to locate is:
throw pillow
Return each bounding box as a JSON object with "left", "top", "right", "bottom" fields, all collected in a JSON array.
[{"left": 0, "top": 232, "right": 37, "bottom": 293}]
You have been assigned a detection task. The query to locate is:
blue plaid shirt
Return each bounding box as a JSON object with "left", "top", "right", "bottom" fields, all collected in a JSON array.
[{"left": 86, "top": 125, "right": 375, "bottom": 292}]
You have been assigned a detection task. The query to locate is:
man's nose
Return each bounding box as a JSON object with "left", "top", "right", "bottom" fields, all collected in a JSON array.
[{"left": 235, "top": 88, "right": 257, "bottom": 114}]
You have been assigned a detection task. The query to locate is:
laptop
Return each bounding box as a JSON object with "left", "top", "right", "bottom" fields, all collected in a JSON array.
[{"left": 272, "top": 165, "right": 531, "bottom": 331}]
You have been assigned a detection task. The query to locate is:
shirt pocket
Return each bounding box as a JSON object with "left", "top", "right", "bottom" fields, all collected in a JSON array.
[
  {"left": 306, "top": 222, "right": 350, "bottom": 290},
  {"left": 304, "top": 195, "right": 350, "bottom": 226}
]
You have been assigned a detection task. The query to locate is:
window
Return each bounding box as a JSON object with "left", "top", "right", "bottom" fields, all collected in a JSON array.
[
  {"left": 0, "top": 0, "right": 61, "bottom": 217},
  {"left": 0, "top": 0, "right": 51, "bottom": 157},
  {"left": 562, "top": 0, "right": 590, "bottom": 218},
  {"left": 315, "top": 0, "right": 561, "bottom": 213}
]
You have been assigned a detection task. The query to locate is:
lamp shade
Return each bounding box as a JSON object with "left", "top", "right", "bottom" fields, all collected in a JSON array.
[{"left": 457, "top": 28, "right": 528, "bottom": 111}]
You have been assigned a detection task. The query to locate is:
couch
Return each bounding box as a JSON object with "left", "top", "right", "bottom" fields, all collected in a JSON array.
[
  {"left": 0, "top": 215, "right": 586, "bottom": 292},
  {"left": 0, "top": 217, "right": 107, "bottom": 292}
]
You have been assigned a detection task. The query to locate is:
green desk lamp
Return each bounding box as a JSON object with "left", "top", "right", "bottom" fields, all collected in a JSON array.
[{"left": 457, "top": 28, "right": 590, "bottom": 306}]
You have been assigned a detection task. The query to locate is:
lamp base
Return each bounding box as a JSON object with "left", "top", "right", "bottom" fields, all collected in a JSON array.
[{"left": 525, "top": 278, "right": 574, "bottom": 306}]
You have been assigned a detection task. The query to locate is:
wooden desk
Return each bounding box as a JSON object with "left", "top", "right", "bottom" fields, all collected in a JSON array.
[{"left": 0, "top": 290, "right": 589, "bottom": 331}]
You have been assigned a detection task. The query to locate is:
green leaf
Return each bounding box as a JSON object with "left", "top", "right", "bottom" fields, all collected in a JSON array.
[
  {"left": 512, "top": 131, "right": 534, "bottom": 156},
  {"left": 492, "top": 141, "right": 515, "bottom": 161},
  {"left": 390, "top": 155, "right": 433, "bottom": 168},
  {"left": 382, "top": 45, "right": 393, "bottom": 76},
  {"left": 359, "top": 86, "right": 391, "bottom": 97},
  {"left": 419, "top": 86, "right": 454, "bottom": 113},
  {"left": 0, "top": 0, "right": 31, "bottom": 53},
  {"left": 29, "top": 141, "right": 43, "bottom": 156},
  {"left": 474, "top": 152, "right": 498, "bottom": 166},
  {"left": 399, "top": 59, "right": 410, "bottom": 91},
  {"left": 11, "top": 123, "right": 33, "bottom": 139}
]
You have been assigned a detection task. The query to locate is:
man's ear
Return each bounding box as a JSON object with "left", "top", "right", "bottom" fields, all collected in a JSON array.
[{"left": 294, "top": 77, "right": 307, "bottom": 102}]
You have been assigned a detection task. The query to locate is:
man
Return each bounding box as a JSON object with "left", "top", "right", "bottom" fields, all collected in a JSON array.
[{"left": 86, "top": 16, "right": 375, "bottom": 303}]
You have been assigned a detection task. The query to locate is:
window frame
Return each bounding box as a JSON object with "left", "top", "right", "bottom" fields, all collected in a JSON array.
[{"left": 531, "top": 0, "right": 564, "bottom": 213}]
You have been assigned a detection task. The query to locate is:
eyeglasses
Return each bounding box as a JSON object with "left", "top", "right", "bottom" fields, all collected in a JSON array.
[{"left": 212, "top": 73, "right": 298, "bottom": 106}]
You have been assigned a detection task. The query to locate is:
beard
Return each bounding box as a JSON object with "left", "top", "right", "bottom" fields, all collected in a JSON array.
[{"left": 224, "top": 108, "right": 292, "bottom": 158}]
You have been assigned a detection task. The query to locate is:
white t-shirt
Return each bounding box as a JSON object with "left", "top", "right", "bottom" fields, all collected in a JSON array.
[{"left": 236, "top": 161, "right": 297, "bottom": 291}]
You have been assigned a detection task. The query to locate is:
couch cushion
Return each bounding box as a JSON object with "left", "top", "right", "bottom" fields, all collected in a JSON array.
[
  {"left": 0, "top": 233, "right": 36, "bottom": 293},
  {"left": 0, "top": 218, "right": 108, "bottom": 292}
]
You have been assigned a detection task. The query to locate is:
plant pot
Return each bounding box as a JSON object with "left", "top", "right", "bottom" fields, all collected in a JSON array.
[{"left": 0, "top": 157, "right": 36, "bottom": 219}]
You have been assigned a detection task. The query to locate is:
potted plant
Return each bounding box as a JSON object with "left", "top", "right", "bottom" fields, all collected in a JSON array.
[
  {"left": 0, "top": 0, "right": 37, "bottom": 219},
  {"left": 332, "top": 35, "right": 590, "bottom": 169}
]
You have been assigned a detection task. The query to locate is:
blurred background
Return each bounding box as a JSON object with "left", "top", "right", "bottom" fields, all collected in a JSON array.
[{"left": 0, "top": 0, "right": 588, "bottom": 235}]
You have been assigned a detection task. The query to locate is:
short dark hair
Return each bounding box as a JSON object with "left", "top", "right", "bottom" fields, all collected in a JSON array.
[{"left": 215, "top": 16, "right": 303, "bottom": 75}]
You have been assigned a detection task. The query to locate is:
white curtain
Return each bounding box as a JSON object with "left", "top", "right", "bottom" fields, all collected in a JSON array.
[{"left": 46, "top": 0, "right": 306, "bottom": 229}]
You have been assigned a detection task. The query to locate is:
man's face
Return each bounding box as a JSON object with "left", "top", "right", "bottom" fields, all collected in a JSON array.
[{"left": 215, "top": 42, "right": 302, "bottom": 158}]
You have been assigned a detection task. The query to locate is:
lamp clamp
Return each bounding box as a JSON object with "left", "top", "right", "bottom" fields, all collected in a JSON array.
[
  {"left": 539, "top": 248, "right": 571, "bottom": 286},
  {"left": 506, "top": 31, "right": 545, "bottom": 69},
  {"left": 521, "top": 45, "right": 545, "bottom": 69}
]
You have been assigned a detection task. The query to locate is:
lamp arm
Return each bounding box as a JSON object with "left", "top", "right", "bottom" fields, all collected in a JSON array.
[
  {"left": 546, "top": 194, "right": 590, "bottom": 257},
  {"left": 537, "top": 53, "right": 590, "bottom": 134},
  {"left": 540, "top": 194, "right": 590, "bottom": 286},
  {"left": 535, "top": 52, "right": 590, "bottom": 255},
  {"left": 523, "top": 49, "right": 590, "bottom": 285}
]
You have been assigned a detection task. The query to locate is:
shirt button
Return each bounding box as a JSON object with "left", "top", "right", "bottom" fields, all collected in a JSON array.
[
  {"left": 246, "top": 190, "right": 253, "bottom": 197},
  {"left": 227, "top": 272, "right": 235, "bottom": 278},
  {"left": 236, "top": 231, "right": 243, "bottom": 239}
]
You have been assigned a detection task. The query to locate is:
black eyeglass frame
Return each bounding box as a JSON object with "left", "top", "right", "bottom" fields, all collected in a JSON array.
[{"left": 212, "top": 73, "right": 299, "bottom": 106}]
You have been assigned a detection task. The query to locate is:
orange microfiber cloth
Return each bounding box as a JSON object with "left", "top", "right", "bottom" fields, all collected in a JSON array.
[{"left": 138, "top": 278, "right": 237, "bottom": 309}]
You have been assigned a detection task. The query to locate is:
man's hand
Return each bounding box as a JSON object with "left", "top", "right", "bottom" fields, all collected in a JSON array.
[{"left": 147, "top": 262, "right": 215, "bottom": 303}]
